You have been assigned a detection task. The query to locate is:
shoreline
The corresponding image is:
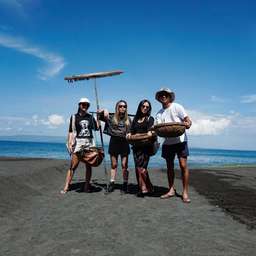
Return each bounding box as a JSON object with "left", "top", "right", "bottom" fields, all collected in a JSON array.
[{"left": 1, "top": 155, "right": 256, "bottom": 169}]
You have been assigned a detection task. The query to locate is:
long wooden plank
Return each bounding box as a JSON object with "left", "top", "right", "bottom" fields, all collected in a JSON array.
[{"left": 64, "top": 70, "right": 123, "bottom": 82}]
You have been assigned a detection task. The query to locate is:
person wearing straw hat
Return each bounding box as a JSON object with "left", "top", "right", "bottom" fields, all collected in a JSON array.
[
  {"left": 61, "top": 97, "right": 99, "bottom": 194},
  {"left": 155, "top": 88, "right": 192, "bottom": 203}
]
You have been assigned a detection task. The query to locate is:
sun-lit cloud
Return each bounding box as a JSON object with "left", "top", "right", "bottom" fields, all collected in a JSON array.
[
  {"left": 0, "top": 33, "right": 66, "bottom": 80},
  {"left": 187, "top": 110, "right": 232, "bottom": 136},
  {"left": 241, "top": 94, "right": 256, "bottom": 104},
  {"left": 46, "top": 114, "right": 65, "bottom": 127},
  {"left": 0, "top": 114, "right": 66, "bottom": 133}
]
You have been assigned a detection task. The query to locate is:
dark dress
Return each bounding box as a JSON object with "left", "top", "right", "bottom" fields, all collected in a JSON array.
[{"left": 130, "top": 116, "right": 154, "bottom": 169}]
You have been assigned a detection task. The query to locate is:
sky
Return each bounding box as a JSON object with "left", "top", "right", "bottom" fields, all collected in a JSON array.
[{"left": 0, "top": 0, "right": 256, "bottom": 150}]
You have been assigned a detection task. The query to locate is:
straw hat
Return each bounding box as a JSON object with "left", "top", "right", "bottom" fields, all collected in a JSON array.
[{"left": 155, "top": 88, "right": 175, "bottom": 102}]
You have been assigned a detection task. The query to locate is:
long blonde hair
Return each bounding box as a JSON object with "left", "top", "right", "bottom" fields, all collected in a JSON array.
[{"left": 113, "top": 100, "right": 130, "bottom": 127}]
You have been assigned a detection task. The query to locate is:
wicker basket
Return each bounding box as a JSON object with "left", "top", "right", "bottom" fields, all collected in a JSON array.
[
  {"left": 153, "top": 122, "right": 186, "bottom": 138},
  {"left": 127, "top": 133, "right": 157, "bottom": 146}
]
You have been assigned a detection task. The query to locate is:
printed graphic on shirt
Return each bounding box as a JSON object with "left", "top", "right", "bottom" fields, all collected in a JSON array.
[{"left": 78, "top": 120, "right": 90, "bottom": 137}]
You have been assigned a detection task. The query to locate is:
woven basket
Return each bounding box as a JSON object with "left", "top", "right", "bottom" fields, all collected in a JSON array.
[
  {"left": 77, "top": 147, "right": 104, "bottom": 167},
  {"left": 127, "top": 133, "right": 156, "bottom": 146},
  {"left": 153, "top": 122, "right": 186, "bottom": 138}
]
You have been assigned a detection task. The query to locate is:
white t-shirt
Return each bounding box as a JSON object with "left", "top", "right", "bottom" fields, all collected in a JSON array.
[{"left": 155, "top": 102, "right": 188, "bottom": 145}]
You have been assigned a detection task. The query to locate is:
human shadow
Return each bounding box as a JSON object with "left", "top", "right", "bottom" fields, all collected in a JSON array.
[
  {"left": 68, "top": 181, "right": 102, "bottom": 193},
  {"left": 91, "top": 181, "right": 176, "bottom": 198}
]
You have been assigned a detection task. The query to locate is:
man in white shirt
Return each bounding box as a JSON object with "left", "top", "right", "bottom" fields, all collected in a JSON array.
[{"left": 155, "top": 88, "right": 192, "bottom": 203}]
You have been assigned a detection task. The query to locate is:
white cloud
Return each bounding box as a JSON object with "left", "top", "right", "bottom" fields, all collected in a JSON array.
[
  {"left": 0, "top": 114, "right": 66, "bottom": 131},
  {"left": 231, "top": 115, "right": 256, "bottom": 129},
  {"left": 187, "top": 110, "right": 231, "bottom": 136},
  {"left": 241, "top": 94, "right": 256, "bottom": 104},
  {"left": 31, "top": 114, "right": 65, "bottom": 128},
  {"left": 47, "top": 114, "right": 65, "bottom": 127},
  {"left": 0, "top": 33, "right": 66, "bottom": 80}
]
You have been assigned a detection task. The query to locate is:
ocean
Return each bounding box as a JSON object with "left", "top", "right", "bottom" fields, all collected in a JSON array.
[{"left": 1, "top": 140, "right": 256, "bottom": 168}]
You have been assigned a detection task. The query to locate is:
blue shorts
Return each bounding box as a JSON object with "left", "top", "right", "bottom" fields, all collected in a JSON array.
[{"left": 162, "top": 142, "right": 189, "bottom": 160}]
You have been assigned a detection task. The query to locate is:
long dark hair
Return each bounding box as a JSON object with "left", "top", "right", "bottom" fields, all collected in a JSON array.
[{"left": 134, "top": 99, "right": 152, "bottom": 122}]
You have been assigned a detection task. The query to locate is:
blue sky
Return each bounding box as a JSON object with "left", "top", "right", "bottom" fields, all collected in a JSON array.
[{"left": 0, "top": 0, "right": 256, "bottom": 150}]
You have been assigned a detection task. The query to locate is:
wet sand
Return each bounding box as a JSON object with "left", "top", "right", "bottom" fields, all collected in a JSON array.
[{"left": 0, "top": 157, "right": 255, "bottom": 256}]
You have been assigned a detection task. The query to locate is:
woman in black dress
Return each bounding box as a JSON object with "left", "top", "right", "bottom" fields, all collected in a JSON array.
[
  {"left": 127, "top": 99, "right": 154, "bottom": 197},
  {"left": 99, "top": 100, "right": 131, "bottom": 193}
]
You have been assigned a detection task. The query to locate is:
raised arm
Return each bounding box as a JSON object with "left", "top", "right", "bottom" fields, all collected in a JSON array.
[{"left": 97, "top": 109, "right": 109, "bottom": 122}]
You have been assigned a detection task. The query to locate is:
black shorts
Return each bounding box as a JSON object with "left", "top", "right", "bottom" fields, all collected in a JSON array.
[
  {"left": 108, "top": 136, "right": 130, "bottom": 157},
  {"left": 162, "top": 142, "right": 189, "bottom": 160}
]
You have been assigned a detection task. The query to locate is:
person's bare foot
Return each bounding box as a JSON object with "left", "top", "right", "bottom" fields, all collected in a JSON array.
[
  {"left": 60, "top": 189, "right": 68, "bottom": 194},
  {"left": 60, "top": 185, "right": 69, "bottom": 194},
  {"left": 160, "top": 188, "right": 176, "bottom": 199},
  {"left": 182, "top": 192, "right": 191, "bottom": 203}
]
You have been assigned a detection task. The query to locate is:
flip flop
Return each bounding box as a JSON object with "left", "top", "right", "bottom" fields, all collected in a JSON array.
[
  {"left": 182, "top": 197, "right": 191, "bottom": 203},
  {"left": 60, "top": 189, "right": 68, "bottom": 194}
]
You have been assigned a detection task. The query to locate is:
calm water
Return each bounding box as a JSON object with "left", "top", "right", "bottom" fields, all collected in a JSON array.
[{"left": 0, "top": 140, "right": 256, "bottom": 168}]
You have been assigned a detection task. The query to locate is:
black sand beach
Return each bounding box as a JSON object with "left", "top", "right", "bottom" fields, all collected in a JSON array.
[{"left": 0, "top": 157, "right": 255, "bottom": 256}]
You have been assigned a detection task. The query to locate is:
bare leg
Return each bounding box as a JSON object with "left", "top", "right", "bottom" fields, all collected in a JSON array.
[
  {"left": 61, "top": 154, "right": 79, "bottom": 193},
  {"left": 121, "top": 155, "right": 129, "bottom": 182},
  {"left": 110, "top": 155, "right": 118, "bottom": 182},
  {"left": 137, "top": 167, "right": 147, "bottom": 192},
  {"left": 84, "top": 163, "right": 92, "bottom": 192},
  {"left": 178, "top": 157, "right": 190, "bottom": 202},
  {"left": 160, "top": 158, "right": 176, "bottom": 198},
  {"left": 144, "top": 169, "right": 153, "bottom": 193}
]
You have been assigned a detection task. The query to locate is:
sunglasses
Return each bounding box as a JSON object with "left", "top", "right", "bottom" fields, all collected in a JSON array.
[
  {"left": 118, "top": 105, "right": 127, "bottom": 109},
  {"left": 80, "top": 103, "right": 89, "bottom": 107},
  {"left": 142, "top": 104, "right": 150, "bottom": 109},
  {"left": 159, "top": 92, "right": 169, "bottom": 98}
]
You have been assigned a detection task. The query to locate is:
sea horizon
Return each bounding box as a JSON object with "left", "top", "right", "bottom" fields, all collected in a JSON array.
[
  {"left": 0, "top": 135, "right": 255, "bottom": 152},
  {"left": 1, "top": 139, "right": 256, "bottom": 169}
]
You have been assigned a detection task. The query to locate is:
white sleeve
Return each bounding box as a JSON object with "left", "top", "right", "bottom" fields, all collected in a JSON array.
[
  {"left": 177, "top": 104, "right": 187, "bottom": 120},
  {"left": 155, "top": 112, "right": 163, "bottom": 124}
]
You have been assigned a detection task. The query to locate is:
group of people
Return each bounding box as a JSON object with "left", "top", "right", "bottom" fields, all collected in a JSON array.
[{"left": 61, "top": 88, "right": 192, "bottom": 203}]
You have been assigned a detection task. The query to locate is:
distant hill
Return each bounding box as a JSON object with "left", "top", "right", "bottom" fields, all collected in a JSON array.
[{"left": 0, "top": 135, "right": 66, "bottom": 143}]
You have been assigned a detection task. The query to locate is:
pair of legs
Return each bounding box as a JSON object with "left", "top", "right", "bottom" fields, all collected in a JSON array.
[
  {"left": 108, "top": 154, "right": 129, "bottom": 192},
  {"left": 61, "top": 153, "right": 92, "bottom": 193},
  {"left": 163, "top": 157, "right": 190, "bottom": 201},
  {"left": 161, "top": 142, "right": 190, "bottom": 202},
  {"left": 133, "top": 149, "right": 153, "bottom": 195},
  {"left": 110, "top": 154, "right": 129, "bottom": 181}
]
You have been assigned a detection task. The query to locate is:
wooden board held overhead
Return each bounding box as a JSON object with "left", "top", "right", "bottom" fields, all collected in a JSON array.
[{"left": 64, "top": 70, "right": 123, "bottom": 82}]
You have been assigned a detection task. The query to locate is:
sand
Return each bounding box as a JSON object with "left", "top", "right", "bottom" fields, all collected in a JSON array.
[{"left": 0, "top": 157, "right": 255, "bottom": 256}]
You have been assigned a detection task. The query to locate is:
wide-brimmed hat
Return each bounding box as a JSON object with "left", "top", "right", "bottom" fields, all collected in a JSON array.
[
  {"left": 155, "top": 88, "right": 175, "bottom": 102},
  {"left": 78, "top": 97, "right": 90, "bottom": 105}
]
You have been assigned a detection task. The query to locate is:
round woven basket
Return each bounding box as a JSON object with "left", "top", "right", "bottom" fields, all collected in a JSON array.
[
  {"left": 127, "top": 133, "right": 156, "bottom": 146},
  {"left": 153, "top": 122, "right": 186, "bottom": 138}
]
